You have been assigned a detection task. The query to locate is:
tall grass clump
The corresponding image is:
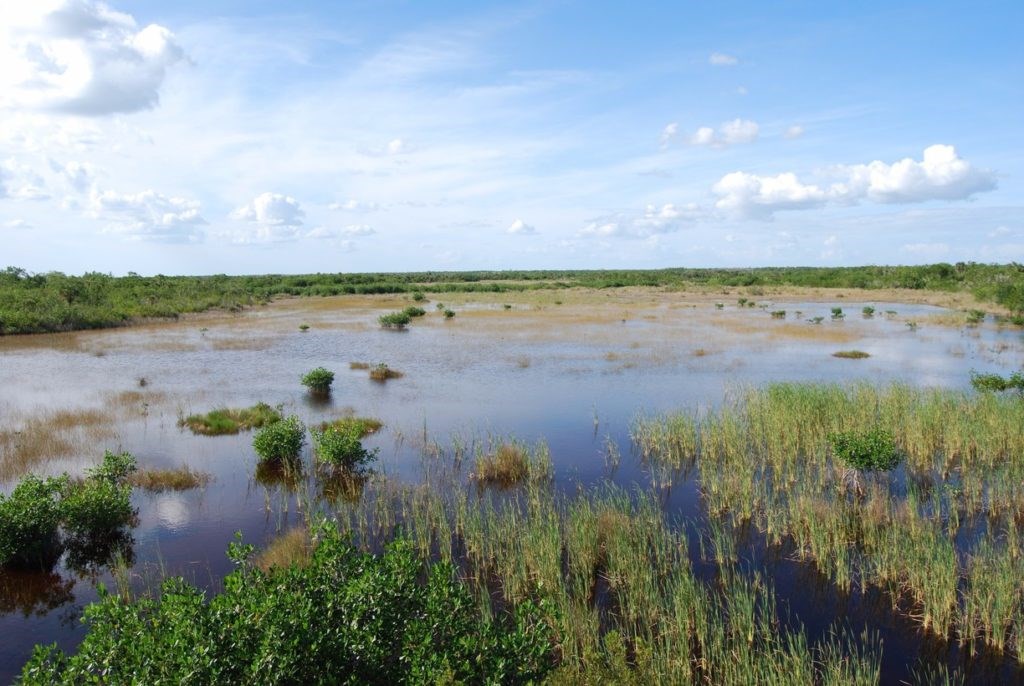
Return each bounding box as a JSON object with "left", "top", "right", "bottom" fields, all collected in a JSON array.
[
  {"left": 253, "top": 416, "right": 305, "bottom": 464},
  {"left": 180, "top": 402, "right": 282, "bottom": 435},
  {"left": 473, "top": 440, "right": 551, "bottom": 487},
  {"left": 300, "top": 367, "right": 334, "bottom": 394},
  {"left": 368, "top": 363, "right": 403, "bottom": 381}
]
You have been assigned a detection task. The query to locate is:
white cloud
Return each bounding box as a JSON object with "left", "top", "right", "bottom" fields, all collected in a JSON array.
[
  {"left": 988, "top": 225, "right": 1012, "bottom": 238},
  {"left": 688, "top": 119, "right": 759, "bottom": 147},
  {"left": 90, "top": 188, "right": 206, "bottom": 242},
  {"left": 659, "top": 122, "right": 678, "bottom": 147},
  {"left": 4, "top": 219, "right": 33, "bottom": 230},
  {"left": 0, "top": 0, "right": 185, "bottom": 116},
  {"left": 579, "top": 203, "right": 698, "bottom": 239},
  {"left": 229, "top": 192, "right": 305, "bottom": 243},
  {"left": 329, "top": 199, "right": 380, "bottom": 212},
  {"left": 387, "top": 138, "right": 406, "bottom": 155},
  {"left": 506, "top": 218, "right": 536, "bottom": 235},
  {"left": 784, "top": 125, "right": 804, "bottom": 140},
  {"left": 712, "top": 145, "right": 996, "bottom": 219},
  {"left": 341, "top": 223, "right": 375, "bottom": 236},
  {"left": 54, "top": 160, "right": 97, "bottom": 191},
  {"left": 709, "top": 52, "right": 738, "bottom": 66},
  {"left": 0, "top": 159, "right": 49, "bottom": 200}
]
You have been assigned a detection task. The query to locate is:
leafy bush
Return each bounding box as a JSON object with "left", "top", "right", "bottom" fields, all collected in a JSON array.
[
  {"left": 86, "top": 450, "right": 138, "bottom": 483},
  {"left": 253, "top": 416, "right": 306, "bottom": 463},
  {"left": 831, "top": 307, "right": 844, "bottom": 320},
  {"left": 311, "top": 424, "right": 378, "bottom": 469},
  {"left": 299, "top": 323, "right": 310, "bottom": 331},
  {"left": 411, "top": 291, "right": 425, "bottom": 302},
  {"left": 443, "top": 308, "right": 456, "bottom": 319},
  {"left": 300, "top": 367, "right": 334, "bottom": 394},
  {"left": 60, "top": 479, "right": 134, "bottom": 541},
  {"left": 770, "top": 310, "right": 786, "bottom": 319},
  {"left": 862, "top": 306, "right": 875, "bottom": 318},
  {"left": 0, "top": 475, "right": 66, "bottom": 569},
  {"left": 402, "top": 306, "right": 426, "bottom": 318},
  {"left": 378, "top": 311, "right": 412, "bottom": 330},
  {"left": 970, "top": 370, "right": 1024, "bottom": 393},
  {"left": 827, "top": 429, "right": 901, "bottom": 473},
  {"left": 20, "top": 529, "right": 554, "bottom": 685}
]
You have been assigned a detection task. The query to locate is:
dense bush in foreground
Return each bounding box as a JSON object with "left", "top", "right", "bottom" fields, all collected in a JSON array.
[
  {"left": 252, "top": 415, "right": 306, "bottom": 463},
  {"left": 20, "top": 528, "right": 553, "bottom": 685}
]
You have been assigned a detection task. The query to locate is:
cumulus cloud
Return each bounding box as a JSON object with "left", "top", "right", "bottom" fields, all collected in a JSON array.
[
  {"left": 53, "top": 160, "right": 97, "bottom": 192},
  {"left": 0, "top": 159, "right": 49, "bottom": 200},
  {"left": 387, "top": 138, "right": 406, "bottom": 155},
  {"left": 579, "top": 203, "right": 698, "bottom": 239},
  {"left": 688, "top": 119, "right": 759, "bottom": 147},
  {"left": 712, "top": 145, "right": 996, "bottom": 219},
  {"left": 784, "top": 125, "right": 804, "bottom": 140},
  {"left": 90, "top": 188, "right": 206, "bottom": 242},
  {"left": 229, "top": 192, "right": 305, "bottom": 243},
  {"left": 0, "top": 0, "right": 186, "bottom": 116},
  {"left": 506, "top": 218, "right": 536, "bottom": 235},
  {"left": 709, "top": 52, "right": 738, "bottom": 66},
  {"left": 659, "top": 122, "right": 678, "bottom": 147}
]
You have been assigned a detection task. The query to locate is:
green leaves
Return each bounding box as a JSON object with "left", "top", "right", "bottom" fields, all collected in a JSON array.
[
  {"left": 827, "top": 429, "right": 902, "bottom": 473},
  {"left": 300, "top": 367, "right": 335, "bottom": 394},
  {"left": 252, "top": 415, "right": 306, "bottom": 463},
  {"left": 311, "top": 424, "right": 377, "bottom": 470},
  {"left": 20, "top": 527, "right": 554, "bottom": 684}
]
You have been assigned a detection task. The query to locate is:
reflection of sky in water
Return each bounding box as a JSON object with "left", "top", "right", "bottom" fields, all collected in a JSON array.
[{"left": 0, "top": 299, "right": 1022, "bottom": 682}]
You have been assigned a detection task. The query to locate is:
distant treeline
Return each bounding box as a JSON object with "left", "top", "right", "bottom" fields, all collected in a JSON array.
[{"left": 2, "top": 263, "right": 1022, "bottom": 335}]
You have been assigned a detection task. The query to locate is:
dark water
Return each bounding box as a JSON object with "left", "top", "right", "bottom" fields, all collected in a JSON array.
[{"left": 1, "top": 298, "right": 1022, "bottom": 684}]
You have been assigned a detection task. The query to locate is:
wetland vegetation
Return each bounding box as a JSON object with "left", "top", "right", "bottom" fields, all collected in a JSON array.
[{"left": 1, "top": 281, "right": 1023, "bottom": 684}]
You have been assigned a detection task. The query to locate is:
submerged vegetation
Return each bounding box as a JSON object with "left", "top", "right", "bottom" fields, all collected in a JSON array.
[
  {"left": 179, "top": 402, "right": 282, "bottom": 435},
  {"left": 4, "top": 262, "right": 1022, "bottom": 335}
]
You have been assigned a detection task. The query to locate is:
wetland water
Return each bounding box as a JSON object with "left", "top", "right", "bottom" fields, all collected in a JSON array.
[{"left": 1, "top": 291, "right": 1022, "bottom": 684}]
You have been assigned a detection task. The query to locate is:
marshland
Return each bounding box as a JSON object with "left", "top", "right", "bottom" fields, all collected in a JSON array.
[{"left": 1, "top": 268, "right": 1024, "bottom": 684}]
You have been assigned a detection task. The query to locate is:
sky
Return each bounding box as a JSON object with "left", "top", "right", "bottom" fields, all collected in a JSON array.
[{"left": 0, "top": 0, "right": 1021, "bottom": 275}]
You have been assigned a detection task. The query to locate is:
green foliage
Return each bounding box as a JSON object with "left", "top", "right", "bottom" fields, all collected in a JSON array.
[
  {"left": 965, "top": 309, "right": 985, "bottom": 325},
  {"left": 443, "top": 308, "right": 456, "bottom": 319},
  {"left": 827, "top": 429, "right": 902, "bottom": 473},
  {"left": 770, "top": 310, "right": 786, "bottom": 319},
  {"left": 252, "top": 416, "right": 306, "bottom": 463},
  {"left": 861, "top": 306, "right": 875, "bottom": 318},
  {"left": 300, "top": 367, "right": 334, "bottom": 393},
  {"left": 832, "top": 350, "right": 870, "bottom": 359},
  {"left": 60, "top": 479, "right": 133, "bottom": 541},
  {"left": 19, "top": 529, "right": 554, "bottom": 685},
  {"left": 378, "top": 311, "right": 412, "bottom": 329},
  {"left": 402, "top": 306, "right": 426, "bottom": 318},
  {"left": 311, "top": 424, "right": 378, "bottom": 469},
  {"left": 299, "top": 323, "right": 310, "bottom": 331},
  {"left": 970, "top": 370, "right": 1024, "bottom": 394},
  {"left": 411, "top": 291, "right": 426, "bottom": 302},
  {"left": 181, "top": 403, "right": 283, "bottom": 435},
  {"left": 830, "top": 307, "right": 844, "bottom": 320},
  {"left": 2, "top": 263, "right": 1022, "bottom": 335},
  {"left": 86, "top": 450, "right": 138, "bottom": 483},
  {"left": 0, "top": 475, "right": 66, "bottom": 568}
]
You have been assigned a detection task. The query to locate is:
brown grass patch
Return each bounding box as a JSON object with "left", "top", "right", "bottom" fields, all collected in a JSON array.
[
  {"left": 368, "top": 363, "right": 403, "bottom": 381},
  {"left": 128, "top": 465, "right": 212, "bottom": 492},
  {"left": 474, "top": 443, "right": 530, "bottom": 487},
  {"left": 0, "top": 407, "right": 118, "bottom": 481},
  {"left": 255, "top": 528, "right": 313, "bottom": 571},
  {"left": 349, "top": 361, "right": 370, "bottom": 370}
]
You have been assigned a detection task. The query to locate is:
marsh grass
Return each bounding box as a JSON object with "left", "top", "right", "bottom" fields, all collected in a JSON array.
[
  {"left": 368, "top": 363, "right": 403, "bottom": 381},
  {"left": 472, "top": 440, "right": 551, "bottom": 487},
  {"left": 833, "top": 350, "right": 870, "bottom": 359},
  {"left": 1, "top": 407, "right": 118, "bottom": 481},
  {"left": 179, "top": 402, "right": 282, "bottom": 435},
  {"left": 254, "top": 527, "right": 313, "bottom": 571},
  {"left": 316, "top": 416, "right": 382, "bottom": 438},
  {"left": 127, "top": 466, "right": 212, "bottom": 492},
  {"left": 349, "top": 361, "right": 370, "bottom": 370}
]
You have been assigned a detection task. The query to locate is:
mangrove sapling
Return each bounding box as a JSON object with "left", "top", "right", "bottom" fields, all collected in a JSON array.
[
  {"left": 862, "top": 306, "right": 875, "bottom": 318},
  {"left": 298, "top": 323, "right": 310, "bottom": 331},
  {"left": 970, "top": 370, "right": 1024, "bottom": 394},
  {"left": 253, "top": 415, "right": 306, "bottom": 464},
  {"left": 827, "top": 428, "right": 902, "bottom": 498},
  {"left": 378, "top": 311, "right": 412, "bottom": 330},
  {"left": 402, "top": 306, "right": 426, "bottom": 318},
  {"left": 770, "top": 310, "right": 786, "bottom": 319},
  {"left": 311, "top": 423, "right": 378, "bottom": 470},
  {"left": 831, "top": 307, "right": 845, "bottom": 320},
  {"left": 443, "top": 308, "right": 456, "bottom": 319},
  {"left": 411, "top": 291, "right": 426, "bottom": 302},
  {"left": 61, "top": 451, "right": 138, "bottom": 543},
  {"left": 300, "top": 367, "right": 334, "bottom": 394},
  {"left": 0, "top": 475, "right": 66, "bottom": 569}
]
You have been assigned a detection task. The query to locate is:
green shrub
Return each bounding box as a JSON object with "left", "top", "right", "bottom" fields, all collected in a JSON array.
[
  {"left": 19, "top": 529, "right": 554, "bottom": 685},
  {"left": 411, "top": 291, "right": 425, "bottom": 302},
  {"left": 965, "top": 309, "right": 985, "bottom": 325},
  {"left": 402, "top": 306, "right": 426, "bottom": 318},
  {"left": 299, "top": 323, "right": 310, "bottom": 331},
  {"left": 830, "top": 307, "right": 844, "bottom": 320},
  {"left": 253, "top": 416, "right": 306, "bottom": 463},
  {"left": 443, "top": 308, "right": 456, "bottom": 320},
  {"left": 0, "top": 475, "right": 66, "bottom": 569},
  {"left": 827, "top": 429, "right": 901, "bottom": 473},
  {"left": 378, "top": 311, "right": 412, "bottom": 330},
  {"left": 770, "top": 310, "right": 786, "bottom": 319},
  {"left": 311, "top": 425, "right": 378, "bottom": 469},
  {"left": 970, "top": 370, "right": 1024, "bottom": 393},
  {"left": 86, "top": 450, "right": 138, "bottom": 484},
  {"left": 300, "top": 367, "right": 334, "bottom": 394},
  {"left": 60, "top": 479, "right": 134, "bottom": 541},
  {"left": 862, "top": 306, "right": 875, "bottom": 318}
]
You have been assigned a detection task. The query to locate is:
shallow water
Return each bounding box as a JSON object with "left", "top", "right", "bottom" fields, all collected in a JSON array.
[{"left": 1, "top": 294, "right": 1022, "bottom": 683}]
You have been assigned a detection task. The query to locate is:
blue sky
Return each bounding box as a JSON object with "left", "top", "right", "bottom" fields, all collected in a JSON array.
[{"left": 1, "top": 1, "right": 1021, "bottom": 275}]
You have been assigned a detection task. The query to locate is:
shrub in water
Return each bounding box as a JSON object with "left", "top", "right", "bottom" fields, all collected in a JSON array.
[
  {"left": 828, "top": 428, "right": 901, "bottom": 497},
  {"left": 970, "top": 370, "right": 1024, "bottom": 394},
  {"left": 300, "top": 367, "right": 334, "bottom": 394},
  {"left": 378, "top": 311, "right": 412, "bottom": 330},
  {"left": 770, "top": 310, "right": 786, "bottom": 319},
  {"left": 411, "top": 291, "right": 426, "bottom": 302},
  {"left": 253, "top": 415, "right": 306, "bottom": 463},
  {"left": 19, "top": 528, "right": 554, "bottom": 685},
  {"left": 862, "top": 306, "right": 875, "bottom": 318},
  {"left": 402, "top": 306, "right": 426, "bottom": 318},
  {"left": 831, "top": 307, "right": 844, "bottom": 320},
  {"left": 0, "top": 475, "right": 66, "bottom": 569},
  {"left": 443, "top": 308, "right": 456, "bottom": 320},
  {"left": 311, "top": 424, "right": 378, "bottom": 469},
  {"left": 61, "top": 451, "right": 137, "bottom": 542}
]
